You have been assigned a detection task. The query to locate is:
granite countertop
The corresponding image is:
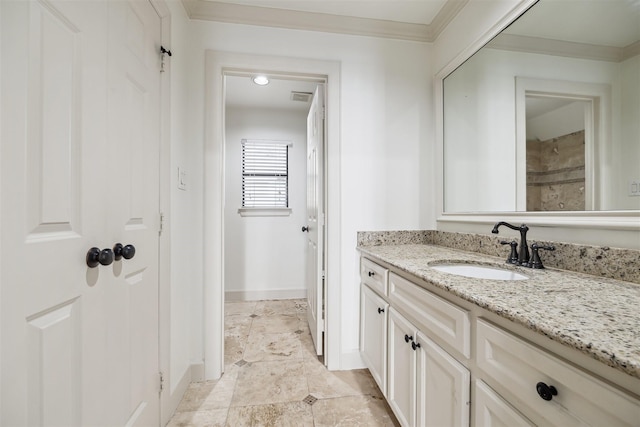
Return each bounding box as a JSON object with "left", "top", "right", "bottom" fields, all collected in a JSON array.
[{"left": 358, "top": 243, "right": 640, "bottom": 380}]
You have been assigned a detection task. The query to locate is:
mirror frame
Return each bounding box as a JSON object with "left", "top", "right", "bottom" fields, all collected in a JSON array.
[{"left": 435, "top": 0, "right": 640, "bottom": 233}]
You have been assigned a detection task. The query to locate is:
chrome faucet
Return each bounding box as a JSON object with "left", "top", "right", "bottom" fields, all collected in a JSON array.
[{"left": 492, "top": 222, "right": 529, "bottom": 266}]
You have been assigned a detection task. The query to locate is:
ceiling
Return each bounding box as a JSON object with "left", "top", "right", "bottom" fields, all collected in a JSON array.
[{"left": 225, "top": 75, "right": 320, "bottom": 112}]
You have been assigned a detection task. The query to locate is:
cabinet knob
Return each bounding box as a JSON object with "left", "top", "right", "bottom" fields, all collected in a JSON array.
[
  {"left": 536, "top": 382, "right": 558, "bottom": 401},
  {"left": 377, "top": 307, "right": 385, "bottom": 314},
  {"left": 368, "top": 271, "right": 375, "bottom": 277},
  {"left": 411, "top": 341, "right": 421, "bottom": 351},
  {"left": 404, "top": 334, "right": 413, "bottom": 343}
]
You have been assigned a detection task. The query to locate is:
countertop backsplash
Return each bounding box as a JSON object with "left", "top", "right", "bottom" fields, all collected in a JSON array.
[{"left": 357, "top": 230, "right": 640, "bottom": 285}]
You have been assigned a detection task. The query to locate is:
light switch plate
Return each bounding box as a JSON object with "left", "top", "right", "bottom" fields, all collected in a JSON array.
[
  {"left": 629, "top": 180, "right": 640, "bottom": 197},
  {"left": 178, "top": 167, "right": 187, "bottom": 191}
]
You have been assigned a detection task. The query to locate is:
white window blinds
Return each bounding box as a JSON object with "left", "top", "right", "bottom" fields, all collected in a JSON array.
[{"left": 241, "top": 139, "right": 289, "bottom": 208}]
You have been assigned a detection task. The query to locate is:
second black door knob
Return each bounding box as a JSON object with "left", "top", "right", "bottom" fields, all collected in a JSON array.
[{"left": 114, "top": 243, "right": 136, "bottom": 260}]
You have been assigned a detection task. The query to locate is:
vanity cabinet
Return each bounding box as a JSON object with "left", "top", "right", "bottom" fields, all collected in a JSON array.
[
  {"left": 474, "top": 379, "right": 534, "bottom": 427},
  {"left": 476, "top": 320, "right": 640, "bottom": 427},
  {"left": 360, "top": 283, "right": 388, "bottom": 395},
  {"left": 359, "top": 254, "right": 640, "bottom": 427},
  {"left": 361, "top": 259, "right": 470, "bottom": 427}
]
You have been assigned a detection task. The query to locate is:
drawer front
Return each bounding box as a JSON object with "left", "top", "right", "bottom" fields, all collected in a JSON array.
[
  {"left": 389, "top": 272, "right": 470, "bottom": 358},
  {"left": 361, "top": 257, "right": 388, "bottom": 296},
  {"left": 474, "top": 380, "right": 534, "bottom": 427},
  {"left": 476, "top": 319, "right": 640, "bottom": 427}
]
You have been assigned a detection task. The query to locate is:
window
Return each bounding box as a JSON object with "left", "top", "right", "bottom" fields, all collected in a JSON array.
[{"left": 241, "top": 139, "right": 290, "bottom": 210}]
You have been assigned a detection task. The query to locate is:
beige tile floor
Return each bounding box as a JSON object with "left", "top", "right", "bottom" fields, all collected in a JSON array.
[{"left": 167, "top": 299, "right": 399, "bottom": 427}]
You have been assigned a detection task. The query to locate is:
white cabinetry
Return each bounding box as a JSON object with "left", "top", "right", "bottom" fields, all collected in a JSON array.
[
  {"left": 417, "top": 332, "right": 470, "bottom": 427},
  {"left": 387, "top": 307, "right": 418, "bottom": 427},
  {"left": 474, "top": 380, "right": 534, "bottom": 427},
  {"left": 476, "top": 319, "right": 640, "bottom": 427},
  {"left": 359, "top": 254, "right": 640, "bottom": 427},
  {"left": 360, "top": 284, "right": 389, "bottom": 395}
]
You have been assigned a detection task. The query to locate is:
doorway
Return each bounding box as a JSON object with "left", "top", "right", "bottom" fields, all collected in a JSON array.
[{"left": 203, "top": 51, "right": 342, "bottom": 380}]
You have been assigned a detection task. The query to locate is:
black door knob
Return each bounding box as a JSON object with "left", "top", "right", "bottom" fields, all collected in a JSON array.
[
  {"left": 368, "top": 271, "right": 375, "bottom": 277},
  {"left": 404, "top": 334, "right": 413, "bottom": 343},
  {"left": 114, "top": 243, "right": 136, "bottom": 260},
  {"left": 377, "top": 307, "right": 385, "bottom": 314},
  {"left": 412, "top": 341, "right": 421, "bottom": 351},
  {"left": 301, "top": 226, "right": 309, "bottom": 232},
  {"left": 536, "top": 382, "right": 558, "bottom": 401},
  {"left": 86, "top": 247, "right": 114, "bottom": 268}
]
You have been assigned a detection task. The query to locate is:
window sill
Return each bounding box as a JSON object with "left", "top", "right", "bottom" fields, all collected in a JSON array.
[{"left": 238, "top": 208, "right": 292, "bottom": 217}]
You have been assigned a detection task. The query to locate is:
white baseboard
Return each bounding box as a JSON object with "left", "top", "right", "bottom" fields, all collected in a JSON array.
[
  {"left": 162, "top": 365, "right": 192, "bottom": 425},
  {"left": 339, "top": 349, "right": 366, "bottom": 370},
  {"left": 225, "top": 289, "right": 307, "bottom": 302},
  {"left": 190, "top": 361, "right": 205, "bottom": 381}
]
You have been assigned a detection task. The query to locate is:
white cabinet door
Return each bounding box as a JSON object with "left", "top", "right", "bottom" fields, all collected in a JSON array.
[
  {"left": 388, "top": 307, "right": 417, "bottom": 427},
  {"left": 416, "top": 332, "right": 470, "bottom": 427},
  {"left": 474, "top": 380, "right": 534, "bottom": 427},
  {"left": 360, "top": 284, "right": 388, "bottom": 395}
]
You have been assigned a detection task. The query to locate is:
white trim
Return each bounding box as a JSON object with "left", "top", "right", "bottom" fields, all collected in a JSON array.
[
  {"left": 204, "top": 51, "right": 342, "bottom": 380},
  {"left": 238, "top": 208, "right": 291, "bottom": 217},
  {"left": 515, "top": 77, "right": 611, "bottom": 212},
  {"left": 181, "top": 0, "right": 466, "bottom": 42},
  {"left": 488, "top": 34, "right": 627, "bottom": 63},
  {"left": 340, "top": 349, "right": 366, "bottom": 371},
  {"left": 225, "top": 289, "right": 307, "bottom": 302}
]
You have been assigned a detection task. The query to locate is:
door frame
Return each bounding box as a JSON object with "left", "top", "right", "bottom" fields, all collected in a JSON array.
[
  {"left": 147, "top": 0, "right": 182, "bottom": 424},
  {"left": 203, "top": 51, "right": 341, "bottom": 379}
]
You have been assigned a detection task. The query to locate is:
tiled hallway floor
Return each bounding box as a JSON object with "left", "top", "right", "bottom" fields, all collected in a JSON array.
[{"left": 167, "top": 299, "right": 399, "bottom": 426}]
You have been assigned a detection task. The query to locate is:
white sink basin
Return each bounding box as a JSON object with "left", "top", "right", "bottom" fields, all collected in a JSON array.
[{"left": 430, "top": 263, "right": 529, "bottom": 281}]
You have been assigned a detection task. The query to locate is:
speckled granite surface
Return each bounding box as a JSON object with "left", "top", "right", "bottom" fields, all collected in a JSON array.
[
  {"left": 357, "top": 230, "right": 640, "bottom": 284},
  {"left": 357, "top": 243, "right": 640, "bottom": 380}
]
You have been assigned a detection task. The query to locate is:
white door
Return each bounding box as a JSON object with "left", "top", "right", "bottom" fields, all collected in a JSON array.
[
  {"left": 305, "top": 86, "right": 325, "bottom": 356},
  {"left": 0, "top": 1, "right": 162, "bottom": 425}
]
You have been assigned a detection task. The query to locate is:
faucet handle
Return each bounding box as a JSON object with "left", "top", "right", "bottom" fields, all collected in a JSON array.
[
  {"left": 500, "top": 240, "right": 519, "bottom": 264},
  {"left": 528, "top": 243, "right": 556, "bottom": 269}
]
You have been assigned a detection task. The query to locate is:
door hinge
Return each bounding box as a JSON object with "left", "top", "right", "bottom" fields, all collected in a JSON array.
[
  {"left": 159, "top": 212, "right": 165, "bottom": 235},
  {"left": 159, "top": 371, "right": 165, "bottom": 392}
]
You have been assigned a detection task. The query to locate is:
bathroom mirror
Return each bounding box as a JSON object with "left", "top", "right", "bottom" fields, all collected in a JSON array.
[{"left": 443, "top": 0, "right": 640, "bottom": 214}]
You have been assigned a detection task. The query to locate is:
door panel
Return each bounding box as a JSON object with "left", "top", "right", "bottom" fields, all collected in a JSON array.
[
  {"left": 1, "top": 1, "right": 162, "bottom": 425},
  {"left": 306, "top": 86, "right": 325, "bottom": 356}
]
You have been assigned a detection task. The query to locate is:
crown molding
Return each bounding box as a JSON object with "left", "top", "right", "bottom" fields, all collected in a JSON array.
[
  {"left": 488, "top": 33, "right": 631, "bottom": 63},
  {"left": 181, "top": 0, "right": 466, "bottom": 42}
]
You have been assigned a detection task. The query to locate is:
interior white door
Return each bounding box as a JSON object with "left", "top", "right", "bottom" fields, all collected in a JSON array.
[
  {"left": 305, "top": 86, "right": 325, "bottom": 357},
  {"left": 107, "top": 1, "right": 162, "bottom": 425},
  {"left": 0, "top": 1, "right": 162, "bottom": 425}
]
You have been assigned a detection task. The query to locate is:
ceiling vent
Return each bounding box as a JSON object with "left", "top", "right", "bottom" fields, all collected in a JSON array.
[{"left": 290, "top": 91, "right": 313, "bottom": 103}]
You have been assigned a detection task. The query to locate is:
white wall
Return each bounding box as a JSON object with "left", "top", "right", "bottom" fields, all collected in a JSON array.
[
  {"left": 224, "top": 106, "right": 307, "bottom": 300},
  {"left": 166, "top": 0, "right": 204, "bottom": 391},
  {"left": 166, "top": 0, "right": 432, "bottom": 370}
]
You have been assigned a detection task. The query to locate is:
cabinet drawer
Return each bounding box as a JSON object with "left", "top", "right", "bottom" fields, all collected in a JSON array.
[
  {"left": 389, "top": 272, "right": 470, "bottom": 358},
  {"left": 477, "top": 319, "right": 640, "bottom": 427},
  {"left": 361, "top": 258, "right": 388, "bottom": 296},
  {"left": 474, "top": 380, "right": 533, "bottom": 427}
]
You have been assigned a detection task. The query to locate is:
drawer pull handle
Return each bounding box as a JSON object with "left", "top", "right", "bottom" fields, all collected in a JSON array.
[
  {"left": 368, "top": 271, "right": 375, "bottom": 277},
  {"left": 377, "top": 307, "right": 385, "bottom": 314},
  {"left": 411, "top": 341, "right": 421, "bottom": 351},
  {"left": 536, "top": 382, "right": 558, "bottom": 401},
  {"left": 404, "top": 334, "right": 413, "bottom": 343}
]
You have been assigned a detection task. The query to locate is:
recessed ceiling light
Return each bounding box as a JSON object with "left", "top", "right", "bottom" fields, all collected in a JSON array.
[{"left": 252, "top": 75, "right": 269, "bottom": 86}]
